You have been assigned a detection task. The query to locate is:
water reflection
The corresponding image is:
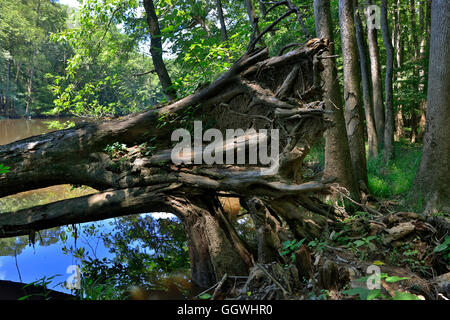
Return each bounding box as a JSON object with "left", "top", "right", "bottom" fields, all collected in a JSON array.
[{"left": 0, "top": 118, "right": 101, "bottom": 293}]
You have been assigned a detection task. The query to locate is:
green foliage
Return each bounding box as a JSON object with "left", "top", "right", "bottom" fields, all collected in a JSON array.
[
  {"left": 343, "top": 274, "right": 421, "bottom": 300},
  {"left": 0, "top": 164, "right": 10, "bottom": 174},
  {"left": 280, "top": 238, "right": 306, "bottom": 262},
  {"left": 19, "top": 275, "right": 63, "bottom": 300},
  {"left": 367, "top": 142, "right": 422, "bottom": 198},
  {"left": 104, "top": 142, "right": 127, "bottom": 158},
  {"left": 433, "top": 236, "right": 450, "bottom": 261}
]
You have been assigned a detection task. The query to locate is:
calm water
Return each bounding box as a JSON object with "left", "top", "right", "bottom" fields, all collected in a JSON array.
[{"left": 0, "top": 118, "right": 175, "bottom": 294}]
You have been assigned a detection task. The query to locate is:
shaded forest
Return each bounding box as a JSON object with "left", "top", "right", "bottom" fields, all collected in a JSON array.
[{"left": 0, "top": 0, "right": 449, "bottom": 301}]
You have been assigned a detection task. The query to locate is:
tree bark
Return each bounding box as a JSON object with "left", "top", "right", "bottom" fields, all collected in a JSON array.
[
  {"left": 338, "top": 0, "right": 368, "bottom": 188},
  {"left": 366, "top": 0, "right": 385, "bottom": 148},
  {"left": 380, "top": 0, "right": 395, "bottom": 161},
  {"left": 245, "top": 0, "right": 261, "bottom": 44},
  {"left": 0, "top": 39, "right": 337, "bottom": 287},
  {"left": 413, "top": 0, "right": 450, "bottom": 214},
  {"left": 314, "top": 0, "right": 359, "bottom": 199},
  {"left": 394, "top": 0, "right": 405, "bottom": 142},
  {"left": 215, "top": 0, "right": 228, "bottom": 42},
  {"left": 354, "top": 0, "right": 379, "bottom": 158},
  {"left": 143, "top": 0, "right": 177, "bottom": 101}
]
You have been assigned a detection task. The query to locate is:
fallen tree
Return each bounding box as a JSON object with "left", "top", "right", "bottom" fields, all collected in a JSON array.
[{"left": 0, "top": 32, "right": 338, "bottom": 288}]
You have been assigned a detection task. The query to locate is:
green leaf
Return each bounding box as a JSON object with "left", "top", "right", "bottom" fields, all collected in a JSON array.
[
  {"left": 385, "top": 276, "right": 409, "bottom": 283},
  {"left": 354, "top": 240, "right": 366, "bottom": 247},
  {"left": 393, "top": 291, "right": 421, "bottom": 300},
  {"left": 367, "top": 289, "right": 381, "bottom": 300},
  {"left": 199, "top": 293, "right": 212, "bottom": 300}
]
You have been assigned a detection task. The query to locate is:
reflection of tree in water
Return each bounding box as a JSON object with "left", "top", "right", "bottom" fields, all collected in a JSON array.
[{"left": 0, "top": 228, "right": 64, "bottom": 256}]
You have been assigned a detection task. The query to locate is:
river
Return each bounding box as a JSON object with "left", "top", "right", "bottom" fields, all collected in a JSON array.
[{"left": 0, "top": 118, "right": 174, "bottom": 295}]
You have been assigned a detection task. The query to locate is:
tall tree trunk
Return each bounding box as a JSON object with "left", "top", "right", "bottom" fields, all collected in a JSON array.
[
  {"left": 245, "top": 0, "right": 261, "bottom": 43},
  {"left": 394, "top": 0, "right": 404, "bottom": 141},
  {"left": 366, "top": 0, "right": 385, "bottom": 148},
  {"left": 215, "top": 0, "right": 228, "bottom": 42},
  {"left": 413, "top": 0, "right": 450, "bottom": 214},
  {"left": 338, "top": 0, "right": 368, "bottom": 188},
  {"left": 409, "top": 0, "right": 420, "bottom": 143},
  {"left": 354, "top": 0, "right": 379, "bottom": 158},
  {"left": 258, "top": 0, "right": 267, "bottom": 18},
  {"left": 143, "top": 0, "right": 177, "bottom": 101},
  {"left": 417, "top": 0, "right": 431, "bottom": 142},
  {"left": 314, "top": 0, "right": 359, "bottom": 199},
  {"left": 380, "top": 0, "right": 395, "bottom": 161},
  {"left": 26, "top": 0, "right": 41, "bottom": 117}
]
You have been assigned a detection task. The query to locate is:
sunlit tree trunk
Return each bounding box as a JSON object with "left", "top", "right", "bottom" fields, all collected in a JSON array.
[
  {"left": 380, "top": 0, "right": 395, "bottom": 161},
  {"left": 393, "top": 0, "right": 404, "bottom": 142},
  {"left": 366, "top": 0, "right": 385, "bottom": 149},
  {"left": 354, "top": 0, "right": 379, "bottom": 158}
]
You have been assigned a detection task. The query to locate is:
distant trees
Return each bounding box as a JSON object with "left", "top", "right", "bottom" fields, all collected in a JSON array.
[{"left": 0, "top": 0, "right": 67, "bottom": 117}]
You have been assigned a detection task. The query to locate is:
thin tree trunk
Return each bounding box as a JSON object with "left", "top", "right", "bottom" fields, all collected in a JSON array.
[
  {"left": 354, "top": 0, "right": 379, "bottom": 158},
  {"left": 413, "top": 0, "right": 450, "bottom": 214},
  {"left": 259, "top": 0, "right": 267, "bottom": 18},
  {"left": 366, "top": 0, "right": 385, "bottom": 148},
  {"left": 143, "top": 0, "right": 177, "bottom": 101},
  {"left": 314, "top": 0, "right": 359, "bottom": 199},
  {"left": 215, "top": 0, "right": 228, "bottom": 42},
  {"left": 380, "top": 0, "right": 395, "bottom": 161},
  {"left": 245, "top": 0, "right": 261, "bottom": 43},
  {"left": 394, "top": 0, "right": 404, "bottom": 141},
  {"left": 410, "top": 0, "right": 420, "bottom": 143},
  {"left": 417, "top": 0, "right": 431, "bottom": 141},
  {"left": 338, "top": 0, "right": 368, "bottom": 188}
]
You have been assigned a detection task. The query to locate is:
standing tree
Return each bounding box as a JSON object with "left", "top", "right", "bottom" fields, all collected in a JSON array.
[
  {"left": 215, "top": 0, "right": 228, "bottom": 42},
  {"left": 354, "top": 0, "right": 379, "bottom": 158},
  {"left": 413, "top": 0, "right": 450, "bottom": 214},
  {"left": 380, "top": 0, "right": 395, "bottom": 161},
  {"left": 366, "top": 0, "right": 385, "bottom": 148},
  {"left": 338, "top": 0, "right": 368, "bottom": 188},
  {"left": 314, "top": 0, "right": 359, "bottom": 199},
  {"left": 143, "top": 0, "right": 176, "bottom": 101}
]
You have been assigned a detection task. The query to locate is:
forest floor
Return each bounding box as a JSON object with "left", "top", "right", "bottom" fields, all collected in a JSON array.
[{"left": 210, "top": 140, "right": 450, "bottom": 301}]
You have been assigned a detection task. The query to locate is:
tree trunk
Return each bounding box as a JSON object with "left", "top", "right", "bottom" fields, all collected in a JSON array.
[
  {"left": 413, "top": 0, "right": 450, "bottom": 214},
  {"left": 417, "top": 0, "right": 431, "bottom": 142},
  {"left": 394, "top": 0, "right": 404, "bottom": 142},
  {"left": 215, "top": 0, "right": 228, "bottom": 42},
  {"left": 354, "top": 0, "right": 379, "bottom": 158},
  {"left": 143, "top": 0, "right": 177, "bottom": 101},
  {"left": 380, "top": 0, "right": 395, "bottom": 161},
  {"left": 314, "top": 0, "right": 359, "bottom": 199},
  {"left": 367, "top": 0, "right": 385, "bottom": 148},
  {"left": 245, "top": 0, "right": 261, "bottom": 43},
  {"left": 409, "top": 0, "right": 420, "bottom": 143},
  {"left": 174, "top": 196, "right": 253, "bottom": 287},
  {"left": 0, "top": 38, "right": 337, "bottom": 287},
  {"left": 338, "top": 0, "right": 368, "bottom": 188}
]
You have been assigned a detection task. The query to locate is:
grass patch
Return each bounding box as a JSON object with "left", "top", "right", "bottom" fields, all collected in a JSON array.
[{"left": 367, "top": 141, "right": 422, "bottom": 198}]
